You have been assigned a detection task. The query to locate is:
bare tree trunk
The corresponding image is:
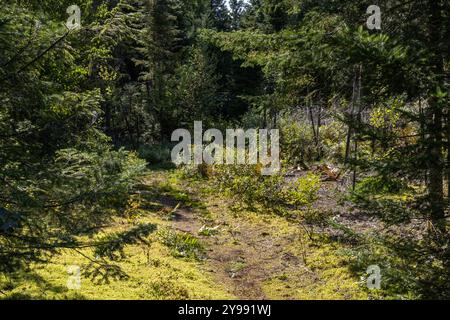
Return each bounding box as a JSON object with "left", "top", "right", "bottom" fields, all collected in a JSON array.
[
  {"left": 426, "top": 0, "right": 445, "bottom": 224},
  {"left": 345, "top": 66, "right": 359, "bottom": 164},
  {"left": 136, "top": 117, "right": 141, "bottom": 149},
  {"left": 352, "top": 65, "right": 362, "bottom": 191},
  {"left": 344, "top": 124, "right": 353, "bottom": 163},
  {"left": 447, "top": 100, "right": 450, "bottom": 199},
  {"left": 317, "top": 105, "right": 322, "bottom": 160},
  {"left": 427, "top": 101, "right": 444, "bottom": 222},
  {"left": 263, "top": 104, "right": 268, "bottom": 128},
  {"left": 309, "top": 106, "right": 317, "bottom": 145},
  {"left": 307, "top": 89, "right": 322, "bottom": 160}
]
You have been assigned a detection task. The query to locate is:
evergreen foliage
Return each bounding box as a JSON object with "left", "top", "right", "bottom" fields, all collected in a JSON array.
[{"left": 0, "top": 0, "right": 448, "bottom": 299}]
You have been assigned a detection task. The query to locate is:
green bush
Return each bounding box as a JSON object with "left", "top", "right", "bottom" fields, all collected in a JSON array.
[
  {"left": 286, "top": 173, "right": 322, "bottom": 207},
  {"left": 210, "top": 164, "right": 321, "bottom": 214},
  {"left": 354, "top": 176, "right": 408, "bottom": 195},
  {"left": 138, "top": 144, "right": 173, "bottom": 166},
  {"left": 321, "top": 122, "right": 347, "bottom": 162},
  {"left": 279, "top": 116, "right": 347, "bottom": 165},
  {"left": 279, "top": 119, "right": 316, "bottom": 167},
  {"left": 213, "top": 164, "right": 286, "bottom": 211}
]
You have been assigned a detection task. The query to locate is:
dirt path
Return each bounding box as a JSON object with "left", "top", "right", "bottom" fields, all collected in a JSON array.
[
  {"left": 140, "top": 170, "right": 366, "bottom": 300},
  {"left": 140, "top": 171, "right": 304, "bottom": 299}
]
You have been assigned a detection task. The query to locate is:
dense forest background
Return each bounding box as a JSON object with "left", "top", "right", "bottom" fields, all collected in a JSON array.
[{"left": 0, "top": 0, "right": 449, "bottom": 299}]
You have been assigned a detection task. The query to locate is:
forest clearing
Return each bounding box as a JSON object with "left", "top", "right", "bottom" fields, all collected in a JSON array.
[
  {"left": 0, "top": 0, "right": 448, "bottom": 301},
  {"left": 0, "top": 168, "right": 381, "bottom": 300}
]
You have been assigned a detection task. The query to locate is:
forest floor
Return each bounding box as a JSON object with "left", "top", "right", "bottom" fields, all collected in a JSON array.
[{"left": 0, "top": 168, "right": 373, "bottom": 300}]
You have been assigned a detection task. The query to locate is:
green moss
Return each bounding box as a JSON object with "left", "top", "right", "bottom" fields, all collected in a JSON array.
[
  {"left": 262, "top": 240, "right": 368, "bottom": 300},
  {"left": 1, "top": 168, "right": 372, "bottom": 300},
  {"left": 0, "top": 174, "right": 233, "bottom": 300},
  {"left": 0, "top": 241, "right": 234, "bottom": 300}
]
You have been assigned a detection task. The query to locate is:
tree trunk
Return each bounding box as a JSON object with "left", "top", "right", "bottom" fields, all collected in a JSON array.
[
  {"left": 352, "top": 65, "right": 362, "bottom": 191},
  {"left": 426, "top": 0, "right": 445, "bottom": 224},
  {"left": 345, "top": 66, "right": 361, "bottom": 163},
  {"left": 427, "top": 101, "right": 444, "bottom": 222},
  {"left": 447, "top": 102, "right": 450, "bottom": 199}
]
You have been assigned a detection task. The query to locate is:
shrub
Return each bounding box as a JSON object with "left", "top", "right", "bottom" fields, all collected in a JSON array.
[
  {"left": 354, "top": 176, "right": 408, "bottom": 196},
  {"left": 158, "top": 229, "right": 204, "bottom": 260},
  {"left": 279, "top": 119, "right": 316, "bottom": 167},
  {"left": 138, "top": 144, "right": 173, "bottom": 166},
  {"left": 320, "top": 122, "right": 347, "bottom": 162},
  {"left": 213, "top": 164, "right": 286, "bottom": 212},
  {"left": 286, "top": 173, "right": 322, "bottom": 207},
  {"left": 301, "top": 208, "right": 332, "bottom": 226},
  {"left": 211, "top": 164, "right": 321, "bottom": 214}
]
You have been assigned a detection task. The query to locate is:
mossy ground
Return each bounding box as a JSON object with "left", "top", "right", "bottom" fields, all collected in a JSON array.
[{"left": 1, "top": 169, "right": 372, "bottom": 300}]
